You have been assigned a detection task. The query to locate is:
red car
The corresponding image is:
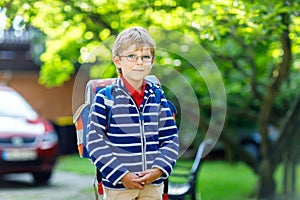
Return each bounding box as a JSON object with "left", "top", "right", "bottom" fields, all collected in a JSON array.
[{"left": 0, "top": 85, "right": 59, "bottom": 184}]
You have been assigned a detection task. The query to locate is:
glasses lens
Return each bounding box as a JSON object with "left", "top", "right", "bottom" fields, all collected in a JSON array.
[
  {"left": 127, "top": 55, "right": 136, "bottom": 61},
  {"left": 142, "top": 55, "right": 152, "bottom": 62}
]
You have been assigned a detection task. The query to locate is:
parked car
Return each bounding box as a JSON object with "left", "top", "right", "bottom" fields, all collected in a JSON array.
[{"left": 0, "top": 85, "right": 59, "bottom": 184}]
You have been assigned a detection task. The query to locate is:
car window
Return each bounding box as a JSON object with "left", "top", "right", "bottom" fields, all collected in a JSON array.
[{"left": 0, "top": 90, "right": 37, "bottom": 120}]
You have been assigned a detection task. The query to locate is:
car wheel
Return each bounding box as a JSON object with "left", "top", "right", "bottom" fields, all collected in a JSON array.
[{"left": 32, "top": 171, "right": 52, "bottom": 184}]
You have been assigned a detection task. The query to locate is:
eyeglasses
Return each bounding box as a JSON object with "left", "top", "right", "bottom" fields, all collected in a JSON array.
[{"left": 118, "top": 54, "right": 153, "bottom": 62}]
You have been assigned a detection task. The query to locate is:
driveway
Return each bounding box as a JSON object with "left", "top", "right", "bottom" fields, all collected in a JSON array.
[{"left": 0, "top": 171, "right": 95, "bottom": 200}]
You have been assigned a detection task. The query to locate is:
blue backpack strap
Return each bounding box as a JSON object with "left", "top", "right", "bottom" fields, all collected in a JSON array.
[
  {"left": 154, "top": 89, "right": 161, "bottom": 104},
  {"left": 153, "top": 87, "right": 176, "bottom": 111},
  {"left": 105, "top": 84, "right": 114, "bottom": 101},
  {"left": 167, "top": 100, "right": 177, "bottom": 115},
  {"left": 104, "top": 84, "right": 116, "bottom": 128}
]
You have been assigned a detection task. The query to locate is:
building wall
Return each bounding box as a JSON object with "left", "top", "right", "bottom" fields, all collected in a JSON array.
[{"left": 0, "top": 71, "right": 88, "bottom": 124}]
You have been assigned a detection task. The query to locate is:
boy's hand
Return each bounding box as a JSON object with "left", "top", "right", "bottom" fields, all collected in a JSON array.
[
  {"left": 121, "top": 173, "right": 144, "bottom": 190},
  {"left": 133, "top": 168, "right": 163, "bottom": 185}
]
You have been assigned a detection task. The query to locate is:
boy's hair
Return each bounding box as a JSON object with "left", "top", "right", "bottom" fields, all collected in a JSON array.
[{"left": 112, "top": 26, "right": 156, "bottom": 73}]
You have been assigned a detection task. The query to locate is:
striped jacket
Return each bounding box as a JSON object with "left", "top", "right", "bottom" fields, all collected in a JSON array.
[{"left": 87, "top": 77, "right": 179, "bottom": 190}]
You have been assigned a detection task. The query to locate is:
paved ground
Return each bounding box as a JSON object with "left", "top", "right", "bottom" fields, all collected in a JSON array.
[{"left": 0, "top": 171, "right": 96, "bottom": 200}]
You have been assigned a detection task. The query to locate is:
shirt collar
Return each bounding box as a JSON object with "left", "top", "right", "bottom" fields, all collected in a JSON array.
[{"left": 120, "top": 74, "right": 146, "bottom": 96}]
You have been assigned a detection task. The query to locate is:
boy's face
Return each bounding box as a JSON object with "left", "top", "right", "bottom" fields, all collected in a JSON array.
[{"left": 114, "top": 47, "right": 155, "bottom": 85}]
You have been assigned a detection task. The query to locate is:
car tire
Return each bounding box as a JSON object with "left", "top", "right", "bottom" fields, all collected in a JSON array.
[{"left": 32, "top": 171, "right": 52, "bottom": 184}]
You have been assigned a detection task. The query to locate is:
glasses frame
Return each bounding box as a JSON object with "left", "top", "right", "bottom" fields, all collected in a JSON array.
[{"left": 118, "top": 54, "right": 154, "bottom": 63}]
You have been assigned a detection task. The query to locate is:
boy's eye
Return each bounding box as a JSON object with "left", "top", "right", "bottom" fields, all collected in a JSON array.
[
  {"left": 128, "top": 54, "right": 136, "bottom": 59},
  {"left": 142, "top": 55, "right": 151, "bottom": 59}
]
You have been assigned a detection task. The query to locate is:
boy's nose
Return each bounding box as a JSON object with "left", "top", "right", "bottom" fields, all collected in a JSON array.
[{"left": 136, "top": 56, "right": 143, "bottom": 64}]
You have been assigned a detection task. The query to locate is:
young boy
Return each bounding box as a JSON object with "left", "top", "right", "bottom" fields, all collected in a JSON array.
[{"left": 87, "top": 26, "right": 179, "bottom": 200}]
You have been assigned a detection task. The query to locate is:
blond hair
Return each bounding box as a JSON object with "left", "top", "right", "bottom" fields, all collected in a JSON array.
[{"left": 112, "top": 26, "right": 156, "bottom": 73}]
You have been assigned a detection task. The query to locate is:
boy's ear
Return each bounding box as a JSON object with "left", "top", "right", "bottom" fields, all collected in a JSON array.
[{"left": 113, "top": 56, "right": 122, "bottom": 70}]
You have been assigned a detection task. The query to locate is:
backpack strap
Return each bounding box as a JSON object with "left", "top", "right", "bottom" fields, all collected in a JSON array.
[
  {"left": 105, "top": 84, "right": 114, "bottom": 101},
  {"left": 104, "top": 84, "right": 116, "bottom": 128},
  {"left": 154, "top": 89, "right": 161, "bottom": 104},
  {"left": 153, "top": 86, "right": 177, "bottom": 119},
  {"left": 163, "top": 178, "right": 169, "bottom": 200}
]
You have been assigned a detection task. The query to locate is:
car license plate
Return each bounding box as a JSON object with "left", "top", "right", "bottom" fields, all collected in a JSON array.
[{"left": 2, "top": 149, "right": 37, "bottom": 161}]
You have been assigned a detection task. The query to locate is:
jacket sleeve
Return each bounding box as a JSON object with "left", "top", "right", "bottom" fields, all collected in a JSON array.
[
  {"left": 152, "top": 90, "right": 179, "bottom": 178},
  {"left": 86, "top": 91, "right": 129, "bottom": 186}
]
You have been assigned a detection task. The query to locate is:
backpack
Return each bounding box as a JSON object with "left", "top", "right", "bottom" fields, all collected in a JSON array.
[
  {"left": 73, "top": 75, "right": 176, "bottom": 200},
  {"left": 73, "top": 78, "right": 116, "bottom": 159}
]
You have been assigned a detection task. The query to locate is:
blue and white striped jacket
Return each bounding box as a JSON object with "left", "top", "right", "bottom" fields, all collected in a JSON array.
[{"left": 87, "top": 77, "right": 179, "bottom": 190}]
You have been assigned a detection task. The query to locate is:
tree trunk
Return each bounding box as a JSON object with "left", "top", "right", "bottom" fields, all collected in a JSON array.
[
  {"left": 256, "top": 159, "right": 276, "bottom": 199},
  {"left": 255, "top": 8, "right": 292, "bottom": 199},
  {"left": 282, "top": 138, "right": 299, "bottom": 198}
]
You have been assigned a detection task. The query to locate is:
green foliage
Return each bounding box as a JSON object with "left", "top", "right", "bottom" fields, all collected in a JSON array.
[{"left": 1, "top": 0, "right": 298, "bottom": 92}]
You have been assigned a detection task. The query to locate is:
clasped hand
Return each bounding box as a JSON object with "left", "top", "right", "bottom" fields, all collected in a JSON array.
[{"left": 121, "top": 168, "right": 163, "bottom": 190}]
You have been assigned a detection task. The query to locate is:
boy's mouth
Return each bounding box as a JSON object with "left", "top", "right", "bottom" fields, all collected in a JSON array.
[{"left": 132, "top": 68, "right": 145, "bottom": 72}]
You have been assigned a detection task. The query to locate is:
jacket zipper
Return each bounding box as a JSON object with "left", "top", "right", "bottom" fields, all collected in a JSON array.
[
  {"left": 139, "top": 111, "right": 147, "bottom": 171},
  {"left": 139, "top": 95, "right": 151, "bottom": 171}
]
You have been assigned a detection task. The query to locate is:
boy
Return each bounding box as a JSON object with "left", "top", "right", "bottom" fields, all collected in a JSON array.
[{"left": 87, "top": 26, "right": 179, "bottom": 200}]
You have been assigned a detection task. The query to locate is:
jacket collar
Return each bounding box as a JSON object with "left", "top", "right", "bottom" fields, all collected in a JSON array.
[{"left": 116, "top": 76, "right": 158, "bottom": 98}]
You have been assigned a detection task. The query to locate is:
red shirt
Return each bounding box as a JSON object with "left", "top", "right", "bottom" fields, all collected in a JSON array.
[{"left": 120, "top": 75, "right": 146, "bottom": 108}]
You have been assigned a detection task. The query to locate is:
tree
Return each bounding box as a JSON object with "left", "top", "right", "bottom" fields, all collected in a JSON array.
[{"left": 1, "top": 0, "right": 300, "bottom": 198}]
